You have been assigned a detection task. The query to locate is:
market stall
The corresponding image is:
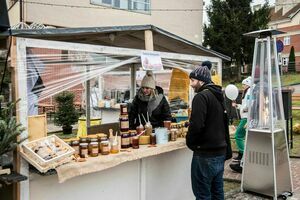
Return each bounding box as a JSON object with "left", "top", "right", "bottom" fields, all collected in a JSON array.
[{"left": 3, "top": 26, "right": 230, "bottom": 200}]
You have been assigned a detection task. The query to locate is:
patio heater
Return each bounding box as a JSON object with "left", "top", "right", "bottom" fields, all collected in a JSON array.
[{"left": 241, "top": 29, "right": 293, "bottom": 199}]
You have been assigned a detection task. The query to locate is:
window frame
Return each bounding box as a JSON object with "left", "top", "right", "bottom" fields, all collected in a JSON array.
[
  {"left": 283, "top": 36, "right": 290, "bottom": 46},
  {"left": 90, "top": 0, "right": 151, "bottom": 14}
]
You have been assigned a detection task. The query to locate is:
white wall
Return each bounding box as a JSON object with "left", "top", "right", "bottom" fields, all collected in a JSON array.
[
  {"left": 21, "top": 0, "right": 203, "bottom": 44},
  {"left": 30, "top": 148, "right": 194, "bottom": 200}
]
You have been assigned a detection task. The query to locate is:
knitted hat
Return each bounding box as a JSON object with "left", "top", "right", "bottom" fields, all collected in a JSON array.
[
  {"left": 242, "top": 76, "right": 252, "bottom": 87},
  {"left": 141, "top": 71, "right": 156, "bottom": 89},
  {"left": 201, "top": 60, "right": 212, "bottom": 70},
  {"left": 189, "top": 65, "right": 212, "bottom": 83}
]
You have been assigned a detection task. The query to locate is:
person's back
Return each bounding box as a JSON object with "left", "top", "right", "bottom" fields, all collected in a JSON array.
[
  {"left": 186, "top": 84, "right": 226, "bottom": 155},
  {"left": 186, "top": 62, "right": 228, "bottom": 200}
]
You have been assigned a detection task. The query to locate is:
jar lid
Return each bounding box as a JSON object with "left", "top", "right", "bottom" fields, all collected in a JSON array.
[
  {"left": 80, "top": 143, "right": 88, "bottom": 147},
  {"left": 101, "top": 141, "right": 109, "bottom": 144},
  {"left": 120, "top": 114, "right": 129, "bottom": 118},
  {"left": 72, "top": 140, "right": 79, "bottom": 145},
  {"left": 90, "top": 138, "right": 98, "bottom": 142},
  {"left": 120, "top": 131, "right": 129, "bottom": 134},
  {"left": 90, "top": 142, "right": 98, "bottom": 145}
]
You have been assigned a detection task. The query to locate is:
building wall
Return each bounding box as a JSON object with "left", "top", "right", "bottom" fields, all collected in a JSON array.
[
  {"left": 269, "top": 1, "right": 300, "bottom": 72},
  {"left": 21, "top": 0, "right": 203, "bottom": 44}
]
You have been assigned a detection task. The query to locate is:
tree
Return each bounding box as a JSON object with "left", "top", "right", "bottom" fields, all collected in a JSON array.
[
  {"left": 54, "top": 91, "right": 79, "bottom": 134},
  {"left": 203, "top": 0, "right": 270, "bottom": 81},
  {"left": 288, "top": 46, "right": 296, "bottom": 72}
]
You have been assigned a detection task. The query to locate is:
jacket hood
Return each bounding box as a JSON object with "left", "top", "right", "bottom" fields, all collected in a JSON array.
[{"left": 199, "top": 83, "right": 224, "bottom": 102}]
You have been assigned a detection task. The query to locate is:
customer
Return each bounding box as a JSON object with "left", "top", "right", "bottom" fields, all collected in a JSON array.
[
  {"left": 186, "top": 64, "right": 229, "bottom": 200},
  {"left": 129, "top": 71, "right": 171, "bottom": 129},
  {"left": 229, "top": 76, "right": 252, "bottom": 173}
]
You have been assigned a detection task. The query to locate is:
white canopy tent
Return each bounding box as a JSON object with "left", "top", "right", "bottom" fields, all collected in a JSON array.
[{"left": 13, "top": 36, "right": 225, "bottom": 200}]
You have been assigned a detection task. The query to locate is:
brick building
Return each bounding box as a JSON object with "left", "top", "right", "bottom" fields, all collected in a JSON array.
[{"left": 269, "top": 1, "right": 300, "bottom": 72}]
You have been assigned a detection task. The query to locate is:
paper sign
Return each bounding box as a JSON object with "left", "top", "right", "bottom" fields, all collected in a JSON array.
[{"left": 141, "top": 51, "right": 163, "bottom": 71}]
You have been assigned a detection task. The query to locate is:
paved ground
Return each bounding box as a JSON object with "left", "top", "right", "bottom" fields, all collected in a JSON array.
[{"left": 224, "top": 155, "right": 300, "bottom": 199}]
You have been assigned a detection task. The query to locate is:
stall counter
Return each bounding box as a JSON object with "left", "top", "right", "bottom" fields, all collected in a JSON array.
[{"left": 29, "top": 138, "right": 195, "bottom": 200}]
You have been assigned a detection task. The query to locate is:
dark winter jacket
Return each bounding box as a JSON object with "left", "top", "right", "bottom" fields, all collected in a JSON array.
[
  {"left": 186, "top": 83, "right": 227, "bottom": 157},
  {"left": 129, "top": 86, "right": 172, "bottom": 129}
]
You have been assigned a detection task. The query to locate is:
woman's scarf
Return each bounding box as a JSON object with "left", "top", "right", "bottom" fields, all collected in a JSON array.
[{"left": 137, "top": 88, "right": 163, "bottom": 117}]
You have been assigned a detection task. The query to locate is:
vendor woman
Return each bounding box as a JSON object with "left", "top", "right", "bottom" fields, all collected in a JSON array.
[{"left": 129, "top": 71, "right": 172, "bottom": 129}]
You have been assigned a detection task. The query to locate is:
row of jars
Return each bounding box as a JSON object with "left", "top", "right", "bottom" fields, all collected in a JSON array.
[{"left": 68, "top": 134, "right": 114, "bottom": 158}]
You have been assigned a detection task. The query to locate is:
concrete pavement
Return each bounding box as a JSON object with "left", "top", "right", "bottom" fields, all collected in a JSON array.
[{"left": 224, "top": 156, "right": 300, "bottom": 199}]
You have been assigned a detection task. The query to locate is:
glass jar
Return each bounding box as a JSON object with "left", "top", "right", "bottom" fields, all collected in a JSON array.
[
  {"left": 90, "top": 142, "right": 99, "bottom": 157},
  {"left": 79, "top": 143, "right": 88, "bottom": 158},
  {"left": 110, "top": 141, "right": 119, "bottom": 154},
  {"left": 120, "top": 103, "right": 128, "bottom": 115},
  {"left": 120, "top": 115, "right": 129, "bottom": 132},
  {"left": 71, "top": 140, "right": 80, "bottom": 155},
  {"left": 132, "top": 136, "right": 139, "bottom": 149},
  {"left": 121, "top": 132, "right": 130, "bottom": 149},
  {"left": 89, "top": 138, "right": 98, "bottom": 154},
  {"left": 170, "top": 129, "right": 177, "bottom": 141},
  {"left": 129, "top": 130, "right": 136, "bottom": 147},
  {"left": 100, "top": 141, "right": 110, "bottom": 155}
]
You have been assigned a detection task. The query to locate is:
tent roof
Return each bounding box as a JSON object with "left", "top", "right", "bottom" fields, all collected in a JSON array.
[{"left": 0, "top": 24, "right": 230, "bottom": 61}]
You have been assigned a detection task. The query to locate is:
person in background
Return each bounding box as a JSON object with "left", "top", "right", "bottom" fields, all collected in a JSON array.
[
  {"left": 229, "top": 76, "right": 252, "bottom": 173},
  {"left": 129, "top": 71, "right": 171, "bottom": 129},
  {"left": 186, "top": 65, "right": 228, "bottom": 200}
]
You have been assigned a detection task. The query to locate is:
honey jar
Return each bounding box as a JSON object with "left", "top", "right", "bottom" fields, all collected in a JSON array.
[
  {"left": 71, "top": 140, "right": 80, "bottom": 155},
  {"left": 90, "top": 142, "right": 99, "bottom": 157},
  {"left": 100, "top": 141, "right": 110, "bottom": 155},
  {"left": 121, "top": 132, "right": 130, "bottom": 149},
  {"left": 132, "top": 136, "right": 139, "bottom": 149},
  {"left": 120, "top": 115, "right": 129, "bottom": 132},
  {"left": 79, "top": 143, "right": 88, "bottom": 158},
  {"left": 88, "top": 138, "right": 98, "bottom": 154},
  {"left": 120, "top": 103, "right": 128, "bottom": 115}
]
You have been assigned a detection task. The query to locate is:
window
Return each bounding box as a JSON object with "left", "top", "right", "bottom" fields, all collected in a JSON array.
[
  {"left": 283, "top": 36, "right": 290, "bottom": 46},
  {"left": 91, "top": 0, "right": 151, "bottom": 13},
  {"left": 282, "top": 57, "right": 289, "bottom": 66}
]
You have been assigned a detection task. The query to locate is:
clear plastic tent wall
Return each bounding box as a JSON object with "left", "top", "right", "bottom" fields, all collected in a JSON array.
[{"left": 14, "top": 38, "right": 222, "bottom": 133}]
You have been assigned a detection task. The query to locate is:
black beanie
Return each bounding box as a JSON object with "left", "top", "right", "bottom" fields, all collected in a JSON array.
[
  {"left": 189, "top": 65, "right": 212, "bottom": 83},
  {"left": 201, "top": 60, "right": 212, "bottom": 70}
]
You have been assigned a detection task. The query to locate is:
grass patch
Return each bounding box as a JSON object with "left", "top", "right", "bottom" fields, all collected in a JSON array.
[
  {"left": 223, "top": 73, "right": 300, "bottom": 89},
  {"left": 290, "top": 134, "right": 300, "bottom": 157},
  {"left": 281, "top": 73, "right": 300, "bottom": 86}
]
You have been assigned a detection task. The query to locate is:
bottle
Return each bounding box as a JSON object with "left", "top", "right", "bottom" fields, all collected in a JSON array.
[{"left": 144, "top": 122, "right": 152, "bottom": 136}]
